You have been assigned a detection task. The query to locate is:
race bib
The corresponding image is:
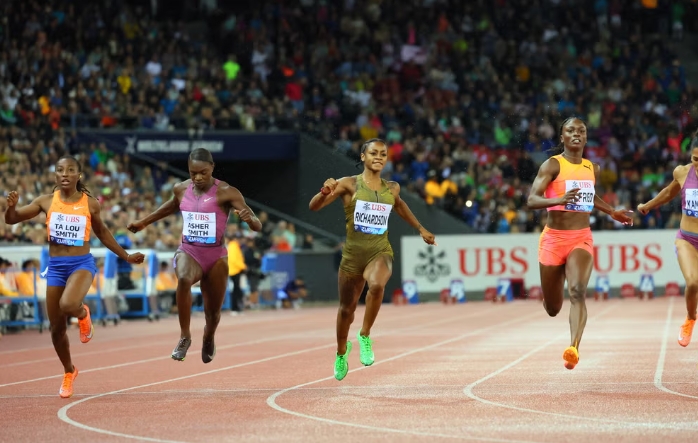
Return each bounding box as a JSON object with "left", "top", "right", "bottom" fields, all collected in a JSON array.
[
  {"left": 353, "top": 200, "right": 392, "bottom": 235},
  {"left": 49, "top": 212, "right": 88, "bottom": 246},
  {"left": 564, "top": 180, "right": 595, "bottom": 212},
  {"left": 182, "top": 211, "right": 217, "bottom": 244},
  {"left": 684, "top": 188, "right": 698, "bottom": 217}
]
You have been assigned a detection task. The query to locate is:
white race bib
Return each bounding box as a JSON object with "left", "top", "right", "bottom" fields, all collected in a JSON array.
[
  {"left": 684, "top": 188, "right": 698, "bottom": 217},
  {"left": 564, "top": 179, "right": 595, "bottom": 212},
  {"left": 353, "top": 199, "right": 392, "bottom": 235},
  {"left": 49, "top": 212, "right": 88, "bottom": 246},
  {"left": 182, "top": 211, "right": 217, "bottom": 244}
]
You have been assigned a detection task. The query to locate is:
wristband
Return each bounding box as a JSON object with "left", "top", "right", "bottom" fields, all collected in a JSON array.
[{"left": 320, "top": 187, "right": 331, "bottom": 195}]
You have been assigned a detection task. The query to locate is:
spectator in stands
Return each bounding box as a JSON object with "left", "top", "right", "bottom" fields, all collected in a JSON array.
[
  {"left": 227, "top": 233, "right": 246, "bottom": 315},
  {"left": 242, "top": 235, "right": 262, "bottom": 309},
  {"left": 15, "top": 259, "right": 40, "bottom": 296},
  {"left": 114, "top": 228, "right": 135, "bottom": 290},
  {"left": 0, "top": 0, "right": 696, "bottom": 256},
  {"left": 155, "top": 261, "right": 177, "bottom": 314},
  {"left": 277, "top": 276, "right": 308, "bottom": 310},
  {"left": 0, "top": 258, "right": 17, "bottom": 297}
]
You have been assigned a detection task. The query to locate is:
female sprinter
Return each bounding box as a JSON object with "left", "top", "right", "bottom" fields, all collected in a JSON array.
[
  {"left": 4, "top": 155, "right": 145, "bottom": 398},
  {"left": 128, "top": 148, "right": 262, "bottom": 364},
  {"left": 527, "top": 117, "right": 633, "bottom": 370},
  {"left": 309, "top": 138, "right": 436, "bottom": 381},
  {"left": 638, "top": 130, "right": 698, "bottom": 348}
]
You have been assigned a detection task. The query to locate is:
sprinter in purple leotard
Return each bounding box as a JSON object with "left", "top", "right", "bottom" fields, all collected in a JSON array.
[
  {"left": 638, "top": 130, "right": 698, "bottom": 349},
  {"left": 128, "top": 148, "right": 262, "bottom": 363}
]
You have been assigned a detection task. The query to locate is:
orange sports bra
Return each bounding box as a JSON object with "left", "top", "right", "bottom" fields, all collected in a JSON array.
[
  {"left": 45, "top": 191, "right": 92, "bottom": 246},
  {"left": 544, "top": 155, "right": 596, "bottom": 213}
]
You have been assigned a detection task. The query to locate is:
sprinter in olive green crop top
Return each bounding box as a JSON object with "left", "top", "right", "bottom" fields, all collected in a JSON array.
[{"left": 309, "top": 138, "right": 437, "bottom": 381}]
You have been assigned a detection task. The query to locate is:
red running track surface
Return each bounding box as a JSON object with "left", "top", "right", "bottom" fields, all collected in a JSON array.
[{"left": 1, "top": 297, "right": 697, "bottom": 443}]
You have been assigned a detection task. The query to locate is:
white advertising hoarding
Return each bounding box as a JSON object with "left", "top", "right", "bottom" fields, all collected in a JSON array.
[{"left": 401, "top": 230, "right": 679, "bottom": 292}]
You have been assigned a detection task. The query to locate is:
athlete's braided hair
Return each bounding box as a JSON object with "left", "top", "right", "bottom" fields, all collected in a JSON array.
[{"left": 52, "top": 155, "right": 92, "bottom": 197}]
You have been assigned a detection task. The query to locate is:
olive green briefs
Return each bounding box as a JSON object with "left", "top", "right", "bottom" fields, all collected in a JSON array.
[{"left": 339, "top": 175, "right": 395, "bottom": 275}]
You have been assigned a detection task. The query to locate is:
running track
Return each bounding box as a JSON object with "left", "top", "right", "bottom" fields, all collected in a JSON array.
[{"left": 1, "top": 297, "right": 697, "bottom": 443}]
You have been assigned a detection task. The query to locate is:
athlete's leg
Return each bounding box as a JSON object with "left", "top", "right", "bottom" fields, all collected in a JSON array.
[
  {"left": 359, "top": 254, "right": 392, "bottom": 338},
  {"left": 565, "top": 248, "right": 594, "bottom": 350},
  {"left": 539, "top": 263, "right": 566, "bottom": 317},
  {"left": 675, "top": 239, "right": 698, "bottom": 346},
  {"left": 199, "top": 258, "right": 228, "bottom": 363},
  {"left": 61, "top": 270, "right": 96, "bottom": 344},
  {"left": 538, "top": 227, "right": 567, "bottom": 317},
  {"left": 47, "top": 284, "right": 83, "bottom": 398},
  {"left": 353, "top": 254, "right": 392, "bottom": 367},
  {"left": 336, "top": 270, "right": 366, "bottom": 355},
  {"left": 171, "top": 250, "right": 203, "bottom": 360},
  {"left": 334, "top": 269, "right": 365, "bottom": 380},
  {"left": 46, "top": 286, "right": 72, "bottom": 373}
]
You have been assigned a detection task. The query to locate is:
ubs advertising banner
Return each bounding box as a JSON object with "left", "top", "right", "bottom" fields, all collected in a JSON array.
[{"left": 401, "top": 230, "right": 676, "bottom": 292}]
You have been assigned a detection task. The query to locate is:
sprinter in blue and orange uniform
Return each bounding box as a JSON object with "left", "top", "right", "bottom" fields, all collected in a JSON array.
[
  {"left": 4, "top": 155, "right": 144, "bottom": 398},
  {"left": 527, "top": 117, "right": 633, "bottom": 370}
]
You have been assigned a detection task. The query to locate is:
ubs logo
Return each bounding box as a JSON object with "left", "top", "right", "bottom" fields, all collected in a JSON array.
[{"left": 362, "top": 202, "right": 387, "bottom": 211}]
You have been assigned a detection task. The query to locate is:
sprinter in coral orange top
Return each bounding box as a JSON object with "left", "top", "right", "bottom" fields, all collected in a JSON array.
[
  {"left": 4, "top": 155, "right": 144, "bottom": 398},
  {"left": 527, "top": 117, "right": 633, "bottom": 370}
]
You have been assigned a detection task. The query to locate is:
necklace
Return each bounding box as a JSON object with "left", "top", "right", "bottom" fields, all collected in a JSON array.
[
  {"left": 562, "top": 152, "right": 582, "bottom": 161},
  {"left": 63, "top": 189, "right": 80, "bottom": 202},
  {"left": 362, "top": 173, "right": 381, "bottom": 186}
]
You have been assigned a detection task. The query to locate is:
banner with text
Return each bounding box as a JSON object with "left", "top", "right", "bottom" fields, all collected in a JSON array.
[
  {"left": 76, "top": 130, "right": 299, "bottom": 161},
  {"left": 401, "top": 230, "right": 678, "bottom": 292}
]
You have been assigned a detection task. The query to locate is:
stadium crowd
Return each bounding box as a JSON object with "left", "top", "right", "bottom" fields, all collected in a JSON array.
[{"left": 0, "top": 0, "right": 698, "bottom": 243}]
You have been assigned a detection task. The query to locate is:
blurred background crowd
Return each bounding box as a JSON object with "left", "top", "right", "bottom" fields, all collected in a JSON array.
[{"left": 0, "top": 0, "right": 697, "bottom": 255}]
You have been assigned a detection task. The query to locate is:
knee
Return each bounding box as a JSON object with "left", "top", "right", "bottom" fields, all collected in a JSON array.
[
  {"left": 544, "top": 300, "right": 562, "bottom": 317},
  {"left": 339, "top": 302, "right": 357, "bottom": 319},
  {"left": 686, "top": 280, "right": 698, "bottom": 295},
  {"left": 50, "top": 322, "right": 67, "bottom": 341},
  {"left": 568, "top": 283, "right": 588, "bottom": 302},
  {"left": 58, "top": 297, "right": 80, "bottom": 314},
  {"left": 367, "top": 282, "right": 385, "bottom": 297},
  {"left": 177, "top": 276, "right": 195, "bottom": 289},
  {"left": 205, "top": 309, "right": 221, "bottom": 323}
]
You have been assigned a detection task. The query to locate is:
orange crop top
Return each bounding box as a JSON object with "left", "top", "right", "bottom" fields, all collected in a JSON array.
[
  {"left": 45, "top": 191, "right": 92, "bottom": 246},
  {"left": 544, "top": 155, "right": 596, "bottom": 213}
]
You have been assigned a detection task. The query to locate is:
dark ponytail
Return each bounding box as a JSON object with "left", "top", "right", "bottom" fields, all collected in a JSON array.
[
  {"left": 548, "top": 116, "right": 586, "bottom": 156},
  {"left": 53, "top": 155, "right": 93, "bottom": 197},
  {"left": 76, "top": 177, "right": 92, "bottom": 197},
  {"left": 355, "top": 138, "right": 386, "bottom": 169},
  {"left": 691, "top": 128, "right": 698, "bottom": 150}
]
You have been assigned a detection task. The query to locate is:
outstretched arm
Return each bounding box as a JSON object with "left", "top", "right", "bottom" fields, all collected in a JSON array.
[
  {"left": 127, "top": 183, "right": 183, "bottom": 233},
  {"left": 391, "top": 182, "right": 436, "bottom": 245},
  {"left": 593, "top": 164, "right": 633, "bottom": 224},
  {"left": 90, "top": 198, "right": 144, "bottom": 263},
  {"left": 638, "top": 165, "right": 683, "bottom": 214},
  {"left": 4, "top": 192, "right": 47, "bottom": 224},
  {"left": 227, "top": 187, "right": 262, "bottom": 232}
]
